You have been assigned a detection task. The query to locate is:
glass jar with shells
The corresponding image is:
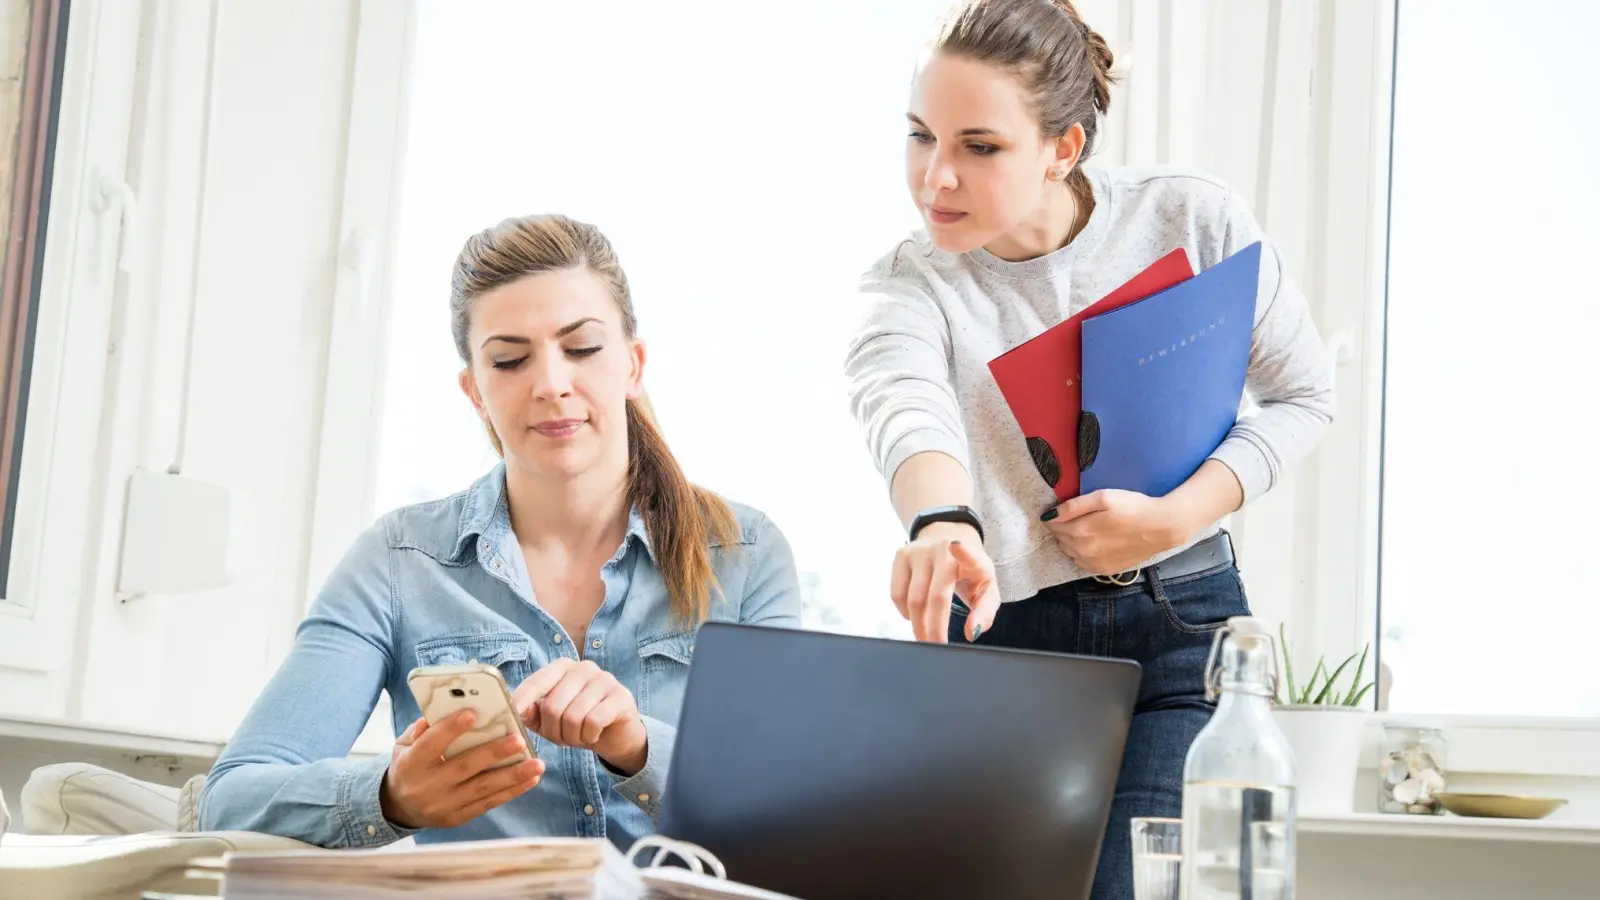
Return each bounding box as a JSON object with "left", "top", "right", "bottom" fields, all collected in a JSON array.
[{"left": 1378, "top": 722, "right": 1448, "bottom": 814}]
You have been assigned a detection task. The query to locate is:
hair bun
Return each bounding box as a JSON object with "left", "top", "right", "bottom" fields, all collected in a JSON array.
[
  {"left": 935, "top": 0, "right": 1118, "bottom": 162},
  {"left": 1049, "top": 0, "right": 1115, "bottom": 114}
]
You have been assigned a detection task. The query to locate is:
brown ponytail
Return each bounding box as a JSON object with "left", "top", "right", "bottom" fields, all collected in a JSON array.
[
  {"left": 625, "top": 398, "right": 740, "bottom": 623},
  {"left": 934, "top": 0, "right": 1119, "bottom": 204},
  {"left": 450, "top": 213, "right": 740, "bottom": 625}
]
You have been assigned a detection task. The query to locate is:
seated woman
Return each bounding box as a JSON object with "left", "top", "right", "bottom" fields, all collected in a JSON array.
[{"left": 201, "top": 214, "right": 802, "bottom": 850}]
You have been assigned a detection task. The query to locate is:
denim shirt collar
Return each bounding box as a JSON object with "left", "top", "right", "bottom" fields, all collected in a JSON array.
[{"left": 451, "top": 462, "right": 653, "bottom": 565}]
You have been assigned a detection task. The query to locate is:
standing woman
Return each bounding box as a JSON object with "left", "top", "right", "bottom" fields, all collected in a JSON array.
[{"left": 844, "top": 1, "right": 1333, "bottom": 896}]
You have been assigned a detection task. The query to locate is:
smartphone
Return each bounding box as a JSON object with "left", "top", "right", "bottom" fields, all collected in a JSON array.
[{"left": 406, "top": 662, "right": 535, "bottom": 768}]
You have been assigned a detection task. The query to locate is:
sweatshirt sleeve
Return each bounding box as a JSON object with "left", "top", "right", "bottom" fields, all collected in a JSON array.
[
  {"left": 844, "top": 273, "right": 972, "bottom": 487},
  {"left": 1207, "top": 189, "right": 1337, "bottom": 502}
]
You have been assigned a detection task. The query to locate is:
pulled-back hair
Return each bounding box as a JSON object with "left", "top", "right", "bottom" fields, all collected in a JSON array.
[
  {"left": 933, "top": 0, "right": 1117, "bottom": 204},
  {"left": 450, "top": 214, "right": 739, "bottom": 624}
]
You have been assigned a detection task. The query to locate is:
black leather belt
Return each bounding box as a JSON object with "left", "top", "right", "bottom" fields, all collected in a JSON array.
[{"left": 1081, "top": 530, "right": 1235, "bottom": 588}]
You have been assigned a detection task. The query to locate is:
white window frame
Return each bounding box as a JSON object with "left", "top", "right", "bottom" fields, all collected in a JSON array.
[
  {"left": 1291, "top": 0, "right": 1600, "bottom": 781},
  {"left": 0, "top": 0, "right": 146, "bottom": 719},
  {"left": 308, "top": 0, "right": 1600, "bottom": 781},
  {"left": 294, "top": 0, "right": 417, "bottom": 757},
  {"left": 297, "top": 0, "right": 417, "bottom": 615}
]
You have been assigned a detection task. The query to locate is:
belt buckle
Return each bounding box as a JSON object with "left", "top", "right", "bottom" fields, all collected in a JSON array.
[{"left": 1092, "top": 569, "right": 1140, "bottom": 587}]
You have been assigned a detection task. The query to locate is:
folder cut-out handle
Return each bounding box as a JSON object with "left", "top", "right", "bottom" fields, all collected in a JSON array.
[
  {"left": 1078, "top": 411, "right": 1100, "bottom": 472},
  {"left": 1025, "top": 436, "right": 1061, "bottom": 488}
]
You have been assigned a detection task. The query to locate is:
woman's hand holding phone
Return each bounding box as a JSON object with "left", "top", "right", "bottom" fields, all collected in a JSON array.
[{"left": 379, "top": 712, "right": 545, "bottom": 830}]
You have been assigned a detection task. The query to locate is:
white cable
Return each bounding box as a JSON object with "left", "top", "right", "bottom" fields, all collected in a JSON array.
[{"left": 625, "top": 834, "right": 728, "bottom": 879}]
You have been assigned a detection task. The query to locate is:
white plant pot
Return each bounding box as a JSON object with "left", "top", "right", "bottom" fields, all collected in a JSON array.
[{"left": 1271, "top": 706, "right": 1368, "bottom": 815}]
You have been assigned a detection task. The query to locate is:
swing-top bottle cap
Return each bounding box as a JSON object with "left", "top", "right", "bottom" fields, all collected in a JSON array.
[
  {"left": 1204, "top": 616, "right": 1280, "bottom": 699},
  {"left": 1226, "top": 615, "right": 1270, "bottom": 637}
]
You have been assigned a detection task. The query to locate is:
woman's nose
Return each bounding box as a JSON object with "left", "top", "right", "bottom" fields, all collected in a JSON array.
[
  {"left": 924, "top": 151, "right": 958, "bottom": 192},
  {"left": 528, "top": 355, "right": 575, "bottom": 399}
]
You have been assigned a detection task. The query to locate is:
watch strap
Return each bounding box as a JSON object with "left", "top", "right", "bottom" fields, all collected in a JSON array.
[{"left": 908, "top": 505, "right": 984, "bottom": 543}]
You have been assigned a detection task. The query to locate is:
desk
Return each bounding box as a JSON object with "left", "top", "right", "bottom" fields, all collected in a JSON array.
[{"left": 1298, "top": 812, "right": 1600, "bottom": 899}]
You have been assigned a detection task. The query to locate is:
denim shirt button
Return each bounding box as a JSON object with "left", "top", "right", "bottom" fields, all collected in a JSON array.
[
  {"left": 637, "top": 793, "right": 650, "bottom": 803},
  {"left": 590, "top": 639, "right": 602, "bottom": 649},
  {"left": 583, "top": 804, "right": 595, "bottom": 816},
  {"left": 365, "top": 824, "right": 376, "bottom": 837},
  {"left": 552, "top": 634, "right": 564, "bottom": 645}
]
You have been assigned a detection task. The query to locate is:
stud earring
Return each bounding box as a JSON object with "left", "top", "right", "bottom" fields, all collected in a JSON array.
[{"left": 1049, "top": 166, "right": 1068, "bottom": 181}]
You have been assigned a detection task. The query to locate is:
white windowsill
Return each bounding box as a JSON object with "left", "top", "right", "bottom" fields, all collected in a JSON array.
[
  {"left": 1302, "top": 812, "right": 1600, "bottom": 846},
  {"left": 0, "top": 714, "right": 392, "bottom": 764},
  {"left": 0, "top": 714, "right": 226, "bottom": 761}
]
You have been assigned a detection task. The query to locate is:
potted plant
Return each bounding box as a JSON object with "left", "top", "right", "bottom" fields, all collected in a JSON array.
[{"left": 1270, "top": 623, "right": 1375, "bottom": 815}]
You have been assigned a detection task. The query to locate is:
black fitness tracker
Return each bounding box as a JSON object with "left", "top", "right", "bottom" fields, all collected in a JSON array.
[{"left": 908, "top": 505, "right": 985, "bottom": 543}]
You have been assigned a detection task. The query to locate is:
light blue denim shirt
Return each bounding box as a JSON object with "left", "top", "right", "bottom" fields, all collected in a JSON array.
[{"left": 201, "top": 464, "right": 801, "bottom": 851}]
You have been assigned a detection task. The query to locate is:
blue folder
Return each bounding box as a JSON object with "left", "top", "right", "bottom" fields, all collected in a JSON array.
[{"left": 1077, "top": 241, "right": 1260, "bottom": 498}]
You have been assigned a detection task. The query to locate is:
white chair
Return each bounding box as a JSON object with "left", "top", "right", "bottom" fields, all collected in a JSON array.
[
  {"left": 1, "top": 764, "right": 312, "bottom": 899},
  {"left": 20, "top": 762, "right": 204, "bottom": 835}
]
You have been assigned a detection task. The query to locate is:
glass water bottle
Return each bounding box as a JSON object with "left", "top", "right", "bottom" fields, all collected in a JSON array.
[{"left": 1179, "top": 616, "right": 1298, "bottom": 900}]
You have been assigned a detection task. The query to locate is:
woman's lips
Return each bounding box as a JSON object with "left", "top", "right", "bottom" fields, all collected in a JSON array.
[{"left": 533, "top": 419, "right": 585, "bottom": 438}]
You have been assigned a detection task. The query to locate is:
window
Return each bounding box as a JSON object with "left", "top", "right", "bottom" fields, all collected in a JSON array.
[
  {"left": 1378, "top": 0, "right": 1600, "bottom": 717},
  {"left": 0, "top": 0, "right": 68, "bottom": 596},
  {"left": 372, "top": 1, "right": 968, "bottom": 637}
]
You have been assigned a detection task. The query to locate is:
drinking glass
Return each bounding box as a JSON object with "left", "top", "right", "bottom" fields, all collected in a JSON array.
[{"left": 1130, "top": 816, "right": 1183, "bottom": 900}]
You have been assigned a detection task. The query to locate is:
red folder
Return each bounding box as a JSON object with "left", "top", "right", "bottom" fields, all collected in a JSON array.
[{"left": 987, "top": 248, "right": 1195, "bottom": 500}]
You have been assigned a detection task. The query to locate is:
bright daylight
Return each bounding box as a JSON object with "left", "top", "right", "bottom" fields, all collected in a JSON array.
[{"left": 0, "top": 2, "right": 1596, "bottom": 899}]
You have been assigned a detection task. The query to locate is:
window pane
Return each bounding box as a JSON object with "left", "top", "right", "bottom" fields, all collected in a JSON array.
[
  {"left": 0, "top": 0, "right": 68, "bottom": 596},
  {"left": 374, "top": 1, "right": 958, "bottom": 636},
  {"left": 1380, "top": 0, "right": 1600, "bottom": 716}
]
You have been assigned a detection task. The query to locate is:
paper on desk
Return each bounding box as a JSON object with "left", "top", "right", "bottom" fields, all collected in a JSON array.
[{"left": 192, "top": 836, "right": 646, "bottom": 899}]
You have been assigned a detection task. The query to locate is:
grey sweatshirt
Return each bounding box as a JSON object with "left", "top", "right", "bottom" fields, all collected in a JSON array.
[{"left": 845, "top": 165, "right": 1335, "bottom": 603}]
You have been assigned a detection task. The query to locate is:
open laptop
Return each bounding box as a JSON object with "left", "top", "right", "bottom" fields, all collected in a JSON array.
[{"left": 657, "top": 622, "right": 1142, "bottom": 900}]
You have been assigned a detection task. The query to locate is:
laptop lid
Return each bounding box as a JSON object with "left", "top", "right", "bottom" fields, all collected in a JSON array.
[{"left": 658, "top": 622, "right": 1141, "bottom": 900}]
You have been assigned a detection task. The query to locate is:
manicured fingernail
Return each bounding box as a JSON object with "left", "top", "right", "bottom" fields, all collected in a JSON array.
[
  {"left": 1040, "top": 508, "right": 1058, "bottom": 522},
  {"left": 971, "top": 624, "right": 985, "bottom": 642}
]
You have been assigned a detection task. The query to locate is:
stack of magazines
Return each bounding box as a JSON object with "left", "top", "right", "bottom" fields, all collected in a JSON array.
[
  {"left": 188, "top": 837, "right": 642, "bottom": 899},
  {"left": 186, "top": 835, "right": 799, "bottom": 900}
]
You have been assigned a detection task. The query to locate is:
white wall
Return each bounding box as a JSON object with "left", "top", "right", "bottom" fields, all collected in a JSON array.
[
  {"left": 5, "top": 0, "right": 1375, "bottom": 746},
  {"left": 2, "top": 0, "right": 1377, "bottom": 754},
  {"left": 4, "top": 2, "right": 1598, "bottom": 895}
]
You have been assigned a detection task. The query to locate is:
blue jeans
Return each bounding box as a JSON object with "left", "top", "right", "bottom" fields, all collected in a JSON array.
[{"left": 949, "top": 553, "right": 1251, "bottom": 900}]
